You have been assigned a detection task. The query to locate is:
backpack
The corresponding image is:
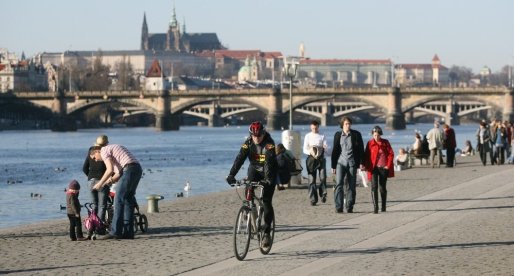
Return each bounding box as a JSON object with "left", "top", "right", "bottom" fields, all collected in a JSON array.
[
  {"left": 421, "top": 135, "right": 430, "bottom": 155},
  {"left": 284, "top": 151, "right": 302, "bottom": 175}
]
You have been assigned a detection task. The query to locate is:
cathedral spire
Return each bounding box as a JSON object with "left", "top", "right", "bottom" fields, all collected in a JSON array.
[
  {"left": 141, "top": 12, "right": 149, "bottom": 50},
  {"left": 170, "top": 3, "right": 178, "bottom": 28},
  {"left": 182, "top": 17, "right": 186, "bottom": 34}
]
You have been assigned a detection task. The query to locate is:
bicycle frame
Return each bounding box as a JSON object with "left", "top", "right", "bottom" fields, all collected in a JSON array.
[
  {"left": 232, "top": 179, "right": 274, "bottom": 261},
  {"left": 235, "top": 180, "right": 264, "bottom": 235}
]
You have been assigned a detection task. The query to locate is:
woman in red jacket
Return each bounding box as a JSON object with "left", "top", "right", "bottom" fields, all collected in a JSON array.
[{"left": 363, "top": 126, "right": 395, "bottom": 214}]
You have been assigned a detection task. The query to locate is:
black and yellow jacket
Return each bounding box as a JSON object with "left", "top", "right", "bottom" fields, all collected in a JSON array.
[{"left": 229, "top": 132, "right": 277, "bottom": 183}]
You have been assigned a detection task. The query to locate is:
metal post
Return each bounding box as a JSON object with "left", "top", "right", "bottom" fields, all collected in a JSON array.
[
  {"left": 68, "top": 68, "right": 72, "bottom": 92},
  {"left": 509, "top": 65, "right": 513, "bottom": 88},
  {"left": 289, "top": 76, "right": 293, "bottom": 130},
  {"left": 284, "top": 56, "right": 299, "bottom": 130}
]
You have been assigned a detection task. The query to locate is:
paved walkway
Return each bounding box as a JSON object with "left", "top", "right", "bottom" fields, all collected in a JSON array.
[{"left": 1, "top": 155, "right": 513, "bottom": 275}]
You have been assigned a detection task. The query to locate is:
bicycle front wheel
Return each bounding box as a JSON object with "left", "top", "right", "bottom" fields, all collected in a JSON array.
[
  {"left": 233, "top": 206, "right": 251, "bottom": 261},
  {"left": 258, "top": 211, "right": 275, "bottom": 255}
]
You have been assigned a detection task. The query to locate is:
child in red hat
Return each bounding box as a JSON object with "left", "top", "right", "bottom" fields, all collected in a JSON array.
[{"left": 66, "top": 180, "right": 87, "bottom": 241}]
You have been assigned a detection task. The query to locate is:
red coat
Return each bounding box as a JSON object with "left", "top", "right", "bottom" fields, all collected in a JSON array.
[{"left": 363, "top": 138, "right": 395, "bottom": 180}]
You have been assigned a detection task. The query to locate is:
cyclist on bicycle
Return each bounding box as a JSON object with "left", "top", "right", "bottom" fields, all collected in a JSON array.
[{"left": 226, "top": 121, "right": 278, "bottom": 247}]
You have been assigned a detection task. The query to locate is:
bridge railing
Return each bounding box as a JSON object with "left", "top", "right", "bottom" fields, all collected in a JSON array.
[{"left": 6, "top": 85, "right": 511, "bottom": 99}]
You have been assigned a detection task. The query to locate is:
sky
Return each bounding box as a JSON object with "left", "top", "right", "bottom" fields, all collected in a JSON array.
[{"left": 2, "top": 0, "right": 513, "bottom": 73}]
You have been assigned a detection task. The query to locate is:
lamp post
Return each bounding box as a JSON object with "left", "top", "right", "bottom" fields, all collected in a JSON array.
[
  {"left": 391, "top": 56, "right": 399, "bottom": 88},
  {"left": 281, "top": 56, "right": 301, "bottom": 187},
  {"left": 283, "top": 56, "right": 299, "bottom": 130},
  {"left": 509, "top": 57, "right": 513, "bottom": 88}
]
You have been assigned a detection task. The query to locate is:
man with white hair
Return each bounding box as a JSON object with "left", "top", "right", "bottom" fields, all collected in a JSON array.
[{"left": 426, "top": 121, "right": 445, "bottom": 168}]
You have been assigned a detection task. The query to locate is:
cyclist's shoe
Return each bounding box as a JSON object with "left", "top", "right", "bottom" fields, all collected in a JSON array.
[{"left": 262, "top": 233, "right": 271, "bottom": 247}]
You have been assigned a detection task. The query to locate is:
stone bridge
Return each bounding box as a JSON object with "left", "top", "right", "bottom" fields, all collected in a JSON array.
[{"left": 3, "top": 86, "right": 513, "bottom": 131}]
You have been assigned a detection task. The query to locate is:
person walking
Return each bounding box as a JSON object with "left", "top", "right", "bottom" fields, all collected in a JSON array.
[
  {"left": 66, "top": 180, "right": 87, "bottom": 241},
  {"left": 92, "top": 137, "right": 143, "bottom": 240},
  {"left": 442, "top": 124, "right": 457, "bottom": 168},
  {"left": 491, "top": 120, "right": 507, "bottom": 165},
  {"left": 426, "top": 121, "right": 444, "bottom": 168},
  {"left": 331, "top": 116, "right": 364, "bottom": 213},
  {"left": 476, "top": 121, "right": 492, "bottom": 166},
  {"left": 303, "top": 120, "right": 329, "bottom": 206},
  {"left": 363, "top": 126, "right": 394, "bottom": 213},
  {"left": 226, "top": 121, "right": 278, "bottom": 247},
  {"left": 83, "top": 145, "right": 108, "bottom": 225}
]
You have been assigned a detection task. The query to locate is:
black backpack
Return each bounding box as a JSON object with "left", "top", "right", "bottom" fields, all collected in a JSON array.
[{"left": 284, "top": 152, "right": 302, "bottom": 175}]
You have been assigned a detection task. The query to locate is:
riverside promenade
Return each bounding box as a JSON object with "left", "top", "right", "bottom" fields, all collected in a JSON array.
[{"left": 1, "top": 155, "right": 513, "bottom": 275}]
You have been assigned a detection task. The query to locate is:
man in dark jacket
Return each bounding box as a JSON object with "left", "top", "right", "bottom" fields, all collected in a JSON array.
[
  {"left": 443, "top": 124, "right": 457, "bottom": 167},
  {"left": 331, "top": 116, "right": 364, "bottom": 213},
  {"left": 226, "top": 121, "right": 278, "bottom": 247}
]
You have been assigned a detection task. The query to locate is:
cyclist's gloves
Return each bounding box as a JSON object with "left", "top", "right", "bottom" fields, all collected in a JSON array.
[
  {"left": 226, "top": 175, "right": 236, "bottom": 185},
  {"left": 262, "top": 180, "right": 271, "bottom": 186}
]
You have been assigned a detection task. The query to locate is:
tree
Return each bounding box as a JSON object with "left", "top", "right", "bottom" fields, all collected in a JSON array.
[
  {"left": 82, "top": 50, "right": 111, "bottom": 91},
  {"left": 115, "top": 56, "right": 136, "bottom": 91},
  {"left": 448, "top": 65, "right": 473, "bottom": 86},
  {"left": 489, "top": 65, "right": 510, "bottom": 86}
]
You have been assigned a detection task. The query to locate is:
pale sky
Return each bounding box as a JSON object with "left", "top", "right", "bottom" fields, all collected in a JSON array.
[{"left": 2, "top": 0, "right": 513, "bottom": 73}]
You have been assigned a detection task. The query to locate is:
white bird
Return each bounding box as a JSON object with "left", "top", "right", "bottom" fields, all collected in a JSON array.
[{"left": 184, "top": 181, "right": 191, "bottom": 192}]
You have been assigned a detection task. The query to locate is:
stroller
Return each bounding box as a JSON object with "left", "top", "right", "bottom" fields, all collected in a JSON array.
[
  {"left": 105, "top": 190, "right": 149, "bottom": 233},
  {"left": 84, "top": 203, "right": 107, "bottom": 240}
]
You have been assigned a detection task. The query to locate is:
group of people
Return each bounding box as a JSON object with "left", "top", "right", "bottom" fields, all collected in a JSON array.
[
  {"left": 476, "top": 119, "right": 514, "bottom": 166},
  {"left": 408, "top": 121, "right": 457, "bottom": 168},
  {"left": 66, "top": 135, "right": 143, "bottom": 241},
  {"left": 225, "top": 116, "right": 396, "bottom": 240}
]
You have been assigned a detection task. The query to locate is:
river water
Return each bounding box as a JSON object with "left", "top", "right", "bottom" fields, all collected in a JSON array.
[{"left": 0, "top": 123, "right": 479, "bottom": 229}]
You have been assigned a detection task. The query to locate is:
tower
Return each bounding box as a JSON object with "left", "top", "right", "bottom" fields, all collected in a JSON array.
[
  {"left": 432, "top": 54, "right": 440, "bottom": 85},
  {"left": 167, "top": 5, "right": 182, "bottom": 51},
  {"left": 141, "top": 13, "right": 149, "bottom": 50}
]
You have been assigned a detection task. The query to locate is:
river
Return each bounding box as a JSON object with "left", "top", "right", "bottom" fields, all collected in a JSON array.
[{"left": 0, "top": 123, "right": 480, "bottom": 229}]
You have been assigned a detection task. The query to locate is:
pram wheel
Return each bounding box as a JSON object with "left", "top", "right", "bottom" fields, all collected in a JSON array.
[
  {"left": 139, "top": 214, "right": 148, "bottom": 233},
  {"left": 133, "top": 217, "right": 139, "bottom": 233}
]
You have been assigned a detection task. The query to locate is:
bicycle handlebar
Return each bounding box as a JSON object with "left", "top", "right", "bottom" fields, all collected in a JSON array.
[{"left": 230, "top": 179, "right": 266, "bottom": 188}]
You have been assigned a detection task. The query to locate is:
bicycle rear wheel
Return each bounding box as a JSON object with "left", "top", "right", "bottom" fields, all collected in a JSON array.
[
  {"left": 233, "top": 206, "right": 251, "bottom": 261},
  {"left": 258, "top": 211, "right": 275, "bottom": 255}
]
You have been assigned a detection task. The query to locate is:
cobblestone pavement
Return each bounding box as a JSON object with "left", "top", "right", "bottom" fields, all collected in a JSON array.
[{"left": 1, "top": 155, "right": 513, "bottom": 275}]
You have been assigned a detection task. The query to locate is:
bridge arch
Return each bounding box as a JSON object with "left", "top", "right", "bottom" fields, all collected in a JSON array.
[
  {"left": 172, "top": 97, "right": 268, "bottom": 115},
  {"left": 289, "top": 95, "right": 386, "bottom": 124},
  {"left": 68, "top": 98, "right": 158, "bottom": 115}
]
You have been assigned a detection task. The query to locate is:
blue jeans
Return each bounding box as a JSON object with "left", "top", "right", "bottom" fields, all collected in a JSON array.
[
  {"left": 335, "top": 163, "right": 357, "bottom": 211},
  {"left": 308, "top": 157, "right": 327, "bottom": 204},
  {"left": 111, "top": 163, "right": 142, "bottom": 238},
  {"left": 89, "top": 178, "right": 109, "bottom": 222}
]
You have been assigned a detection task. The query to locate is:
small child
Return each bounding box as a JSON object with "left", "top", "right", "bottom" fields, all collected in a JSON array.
[{"left": 66, "top": 180, "right": 87, "bottom": 241}]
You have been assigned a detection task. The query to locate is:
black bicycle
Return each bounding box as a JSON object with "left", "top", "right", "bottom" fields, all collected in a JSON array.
[{"left": 231, "top": 179, "right": 275, "bottom": 261}]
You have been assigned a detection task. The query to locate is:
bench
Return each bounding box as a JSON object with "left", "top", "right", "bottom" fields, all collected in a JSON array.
[{"left": 409, "top": 152, "right": 430, "bottom": 166}]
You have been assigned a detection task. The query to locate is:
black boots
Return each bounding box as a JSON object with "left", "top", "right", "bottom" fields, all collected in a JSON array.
[
  {"left": 372, "top": 190, "right": 387, "bottom": 213},
  {"left": 371, "top": 190, "right": 379, "bottom": 214},
  {"left": 381, "top": 192, "right": 387, "bottom": 212}
]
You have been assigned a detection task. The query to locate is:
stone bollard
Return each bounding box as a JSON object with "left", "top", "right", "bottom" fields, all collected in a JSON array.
[{"left": 146, "top": 194, "right": 164, "bottom": 213}]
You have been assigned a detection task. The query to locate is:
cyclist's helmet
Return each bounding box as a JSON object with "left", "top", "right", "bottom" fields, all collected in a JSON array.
[{"left": 249, "top": 121, "right": 265, "bottom": 136}]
